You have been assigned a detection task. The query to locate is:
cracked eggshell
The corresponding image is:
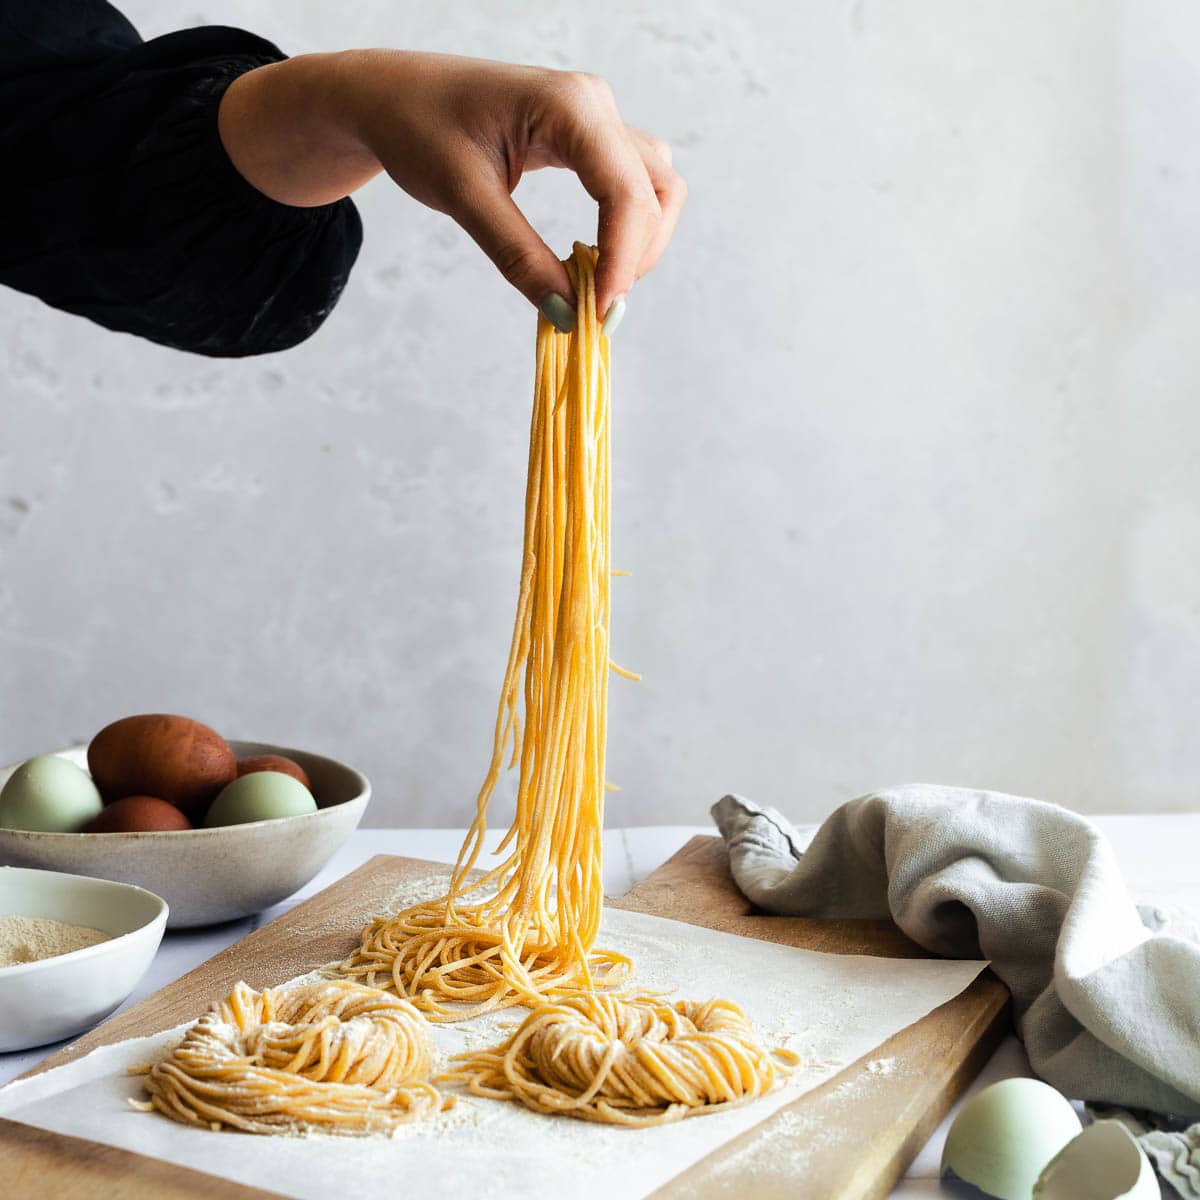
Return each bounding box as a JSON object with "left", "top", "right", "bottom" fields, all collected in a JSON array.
[
  {"left": 941, "top": 1078, "right": 1082, "bottom": 1200},
  {"left": 1033, "top": 1120, "right": 1158, "bottom": 1200}
]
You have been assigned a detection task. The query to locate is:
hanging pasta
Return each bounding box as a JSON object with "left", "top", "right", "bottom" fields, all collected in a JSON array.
[
  {"left": 133, "top": 980, "right": 445, "bottom": 1135},
  {"left": 337, "top": 242, "right": 797, "bottom": 1127},
  {"left": 343, "top": 243, "right": 631, "bottom": 1018},
  {"left": 442, "top": 993, "right": 799, "bottom": 1127}
]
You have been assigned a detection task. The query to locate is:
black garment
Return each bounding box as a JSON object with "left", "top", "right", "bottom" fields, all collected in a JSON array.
[{"left": 0, "top": 2, "right": 361, "bottom": 357}]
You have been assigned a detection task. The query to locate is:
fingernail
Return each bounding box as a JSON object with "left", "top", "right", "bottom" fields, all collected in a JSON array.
[
  {"left": 601, "top": 295, "right": 627, "bottom": 338},
  {"left": 539, "top": 293, "right": 576, "bottom": 334}
]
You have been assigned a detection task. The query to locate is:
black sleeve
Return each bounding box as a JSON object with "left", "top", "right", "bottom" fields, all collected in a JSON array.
[{"left": 0, "top": 6, "right": 362, "bottom": 357}]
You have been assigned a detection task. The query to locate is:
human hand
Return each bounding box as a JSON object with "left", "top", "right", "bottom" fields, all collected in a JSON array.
[{"left": 220, "top": 51, "right": 687, "bottom": 332}]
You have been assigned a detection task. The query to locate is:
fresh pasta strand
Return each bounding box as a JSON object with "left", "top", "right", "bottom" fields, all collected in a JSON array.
[
  {"left": 133, "top": 980, "right": 446, "bottom": 1135},
  {"left": 442, "top": 993, "right": 801, "bottom": 1127},
  {"left": 343, "top": 244, "right": 630, "bottom": 1019}
]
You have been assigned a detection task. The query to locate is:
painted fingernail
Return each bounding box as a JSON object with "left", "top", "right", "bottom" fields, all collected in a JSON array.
[
  {"left": 539, "top": 293, "right": 576, "bottom": 334},
  {"left": 601, "top": 296, "right": 627, "bottom": 338}
]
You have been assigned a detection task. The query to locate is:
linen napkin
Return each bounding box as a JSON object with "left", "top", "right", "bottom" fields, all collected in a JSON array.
[{"left": 712, "top": 787, "right": 1200, "bottom": 1197}]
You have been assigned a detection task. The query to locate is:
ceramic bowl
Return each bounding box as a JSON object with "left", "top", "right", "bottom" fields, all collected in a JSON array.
[
  {"left": 0, "top": 866, "right": 167, "bottom": 1051},
  {"left": 0, "top": 741, "right": 369, "bottom": 928}
]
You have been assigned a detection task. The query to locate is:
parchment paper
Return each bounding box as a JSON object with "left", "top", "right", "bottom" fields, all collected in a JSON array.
[{"left": 0, "top": 907, "right": 987, "bottom": 1200}]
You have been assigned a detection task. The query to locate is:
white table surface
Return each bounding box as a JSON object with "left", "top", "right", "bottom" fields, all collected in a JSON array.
[{"left": 3, "top": 817, "right": 1197, "bottom": 1198}]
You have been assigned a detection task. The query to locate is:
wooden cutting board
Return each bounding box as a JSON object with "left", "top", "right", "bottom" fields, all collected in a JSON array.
[{"left": 1, "top": 838, "right": 1009, "bottom": 1199}]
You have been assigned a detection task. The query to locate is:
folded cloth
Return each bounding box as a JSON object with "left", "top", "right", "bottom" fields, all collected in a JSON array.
[
  {"left": 711, "top": 788, "right": 1200, "bottom": 1118},
  {"left": 714, "top": 788, "right": 1200, "bottom": 1197}
]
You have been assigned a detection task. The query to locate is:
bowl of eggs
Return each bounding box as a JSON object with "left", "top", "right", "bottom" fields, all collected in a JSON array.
[{"left": 0, "top": 715, "right": 370, "bottom": 928}]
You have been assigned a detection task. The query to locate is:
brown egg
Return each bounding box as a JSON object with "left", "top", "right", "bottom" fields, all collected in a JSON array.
[
  {"left": 84, "top": 795, "right": 193, "bottom": 833},
  {"left": 88, "top": 714, "right": 236, "bottom": 822},
  {"left": 236, "top": 754, "right": 312, "bottom": 791}
]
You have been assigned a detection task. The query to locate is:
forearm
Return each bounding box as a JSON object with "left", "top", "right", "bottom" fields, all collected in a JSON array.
[{"left": 218, "top": 51, "right": 383, "bottom": 208}]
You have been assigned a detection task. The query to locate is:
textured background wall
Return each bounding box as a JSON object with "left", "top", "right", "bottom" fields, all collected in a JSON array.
[{"left": 4, "top": 1, "right": 1200, "bottom": 825}]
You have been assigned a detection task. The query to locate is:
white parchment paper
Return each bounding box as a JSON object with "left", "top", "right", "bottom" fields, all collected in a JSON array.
[{"left": 0, "top": 908, "right": 987, "bottom": 1199}]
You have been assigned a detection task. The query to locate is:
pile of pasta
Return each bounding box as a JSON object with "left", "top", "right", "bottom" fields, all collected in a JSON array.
[
  {"left": 443, "top": 993, "right": 794, "bottom": 1127},
  {"left": 137, "top": 245, "right": 794, "bottom": 1137},
  {"left": 133, "top": 980, "right": 445, "bottom": 1135}
]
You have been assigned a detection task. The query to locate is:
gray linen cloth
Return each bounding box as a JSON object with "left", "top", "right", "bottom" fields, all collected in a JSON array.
[{"left": 712, "top": 787, "right": 1200, "bottom": 1197}]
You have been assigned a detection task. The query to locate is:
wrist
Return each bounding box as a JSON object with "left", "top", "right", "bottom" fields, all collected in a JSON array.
[
  {"left": 321, "top": 49, "right": 425, "bottom": 167},
  {"left": 219, "top": 51, "right": 382, "bottom": 207},
  {"left": 306, "top": 51, "right": 387, "bottom": 165}
]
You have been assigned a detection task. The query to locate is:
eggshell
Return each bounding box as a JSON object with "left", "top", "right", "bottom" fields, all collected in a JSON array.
[
  {"left": 941, "top": 1078, "right": 1082, "bottom": 1200},
  {"left": 204, "top": 772, "right": 317, "bottom": 828},
  {"left": 84, "top": 795, "right": 193, "bottom": 833},
  {"left": 1034, "top": 1121, "right": 1158, "bottom": 1200},
  {"left": 0, "top": 755, "right": 104, "bottom": 832},
  {"left": 88, "top": 714, "right": 236, "bottom": 821},
  {"left": 236, "top": 754, "right": 311, "bottom": 791}
]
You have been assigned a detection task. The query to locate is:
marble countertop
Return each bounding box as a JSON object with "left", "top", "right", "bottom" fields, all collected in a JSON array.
[{"left": 3, "top": 817, "right": 1196, "bottom": 1198}]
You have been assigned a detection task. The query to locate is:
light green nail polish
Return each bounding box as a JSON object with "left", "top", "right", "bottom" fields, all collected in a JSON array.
[
  {"left": 601, "top": 296, "right": 627, "bottom": 338},
  {"left": 539, "top": 293, "right": 576, "bottom": 334}
]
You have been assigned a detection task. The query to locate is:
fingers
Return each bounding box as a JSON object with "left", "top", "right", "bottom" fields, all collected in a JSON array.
[
  {"left": 537, "top": 75, "right": 654, "bottom": 319},
  {"left": 443, "top": 69, "right": 687, "bottom": 332},
  {"left": 627, "top": 128, "right": 687, "bottom": 281},
  {"left": 544, "top": 75, "right": 686, "bottom": 322},
  {"left": 593, "top": 162, "right": 659, "bottom": 324},
  {"left": 450, "top": 168, "right": 578, "bottom": 331}
]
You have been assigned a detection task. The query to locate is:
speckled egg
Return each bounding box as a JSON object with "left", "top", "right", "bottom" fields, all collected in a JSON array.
[
  {"left": 204, "top": 772, "right": 317, "bottom": 827},
  {"left": 88, "top": 714, "right": 235, "bottom": 822},
  {"left": 0, "top": 755, "right": 104, "bottom": 832}
]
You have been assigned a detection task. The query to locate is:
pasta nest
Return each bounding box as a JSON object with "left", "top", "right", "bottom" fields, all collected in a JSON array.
[
  {"left": 134, "top": 979, "right": 446, "bottom": 1135},
  {"left": 443, "top": 993, "right": 798, "bottom": 1126}
]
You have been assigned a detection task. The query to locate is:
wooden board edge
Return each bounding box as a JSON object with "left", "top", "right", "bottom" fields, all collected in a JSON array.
[{"left": 0, "top": 1116, "right": 289, "bottom": 1199}]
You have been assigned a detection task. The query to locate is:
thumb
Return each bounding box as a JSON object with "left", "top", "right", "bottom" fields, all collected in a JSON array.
[{"left": 451, "top": 178, "right": 577, "bottom": 331}]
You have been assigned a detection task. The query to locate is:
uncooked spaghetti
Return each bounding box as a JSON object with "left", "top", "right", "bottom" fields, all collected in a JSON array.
[
  {"left": 344, "top": 243, "right": 629, "bottom": 1019},
  {"left": 443, "top": 993, "right": 799, "bottom": 1127},
  {"left": 133, "top": 979, "right": 445, "bottom": 1135}
]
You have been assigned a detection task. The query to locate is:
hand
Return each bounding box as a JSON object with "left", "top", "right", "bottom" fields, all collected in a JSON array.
[{"left": 219, "top": 51, "right": 688, "bottom": 330}]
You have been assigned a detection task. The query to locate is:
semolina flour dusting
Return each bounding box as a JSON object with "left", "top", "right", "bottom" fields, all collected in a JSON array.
[{"left": 0, "top": 915, "right": 110, "bottom": 966}]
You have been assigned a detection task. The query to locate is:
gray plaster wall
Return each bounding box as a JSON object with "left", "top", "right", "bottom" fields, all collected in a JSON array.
[{"left": 4, "top": 1, "right": 1199, "bottom": 826}]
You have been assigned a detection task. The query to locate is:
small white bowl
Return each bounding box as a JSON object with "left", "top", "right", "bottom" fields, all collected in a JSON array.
[
  {"left": 0, "top": 741, "right": 369, "bottom": 928},
  {"left": 0, "top": 866, "right": 167, "bottom": 1051}
]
